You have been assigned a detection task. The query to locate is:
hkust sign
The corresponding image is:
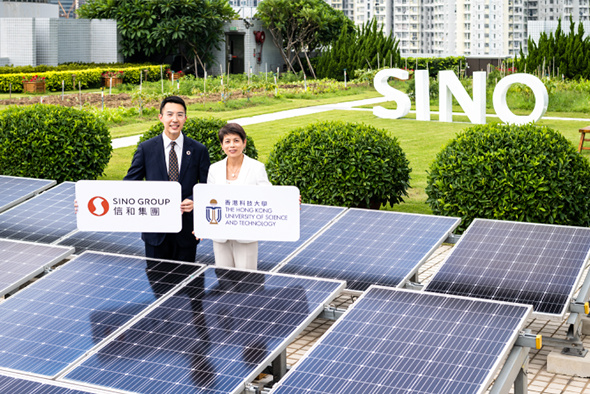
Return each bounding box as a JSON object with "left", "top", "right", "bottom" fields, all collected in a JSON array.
[
  {"left": 373, "top": 69, "right": 549, "bottom": 125},
  {"left": 193, "top": 184, "right": 300, "bottom": 242},
  {"left": 76, "top": 180, "right": 182, "bottom": 232}
]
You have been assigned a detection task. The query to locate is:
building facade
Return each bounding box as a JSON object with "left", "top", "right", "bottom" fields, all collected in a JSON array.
[{"left": 327, "top": 0, "right": 590, "bottom": 57}]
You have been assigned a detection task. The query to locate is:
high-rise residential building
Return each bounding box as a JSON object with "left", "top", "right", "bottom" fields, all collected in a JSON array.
[
  {"left": 327, "top": 0, "right": 590, "bottom": 56},
  {"left": 229, "top": 0, "right": 260, "bottom": 7},
  {"left": 326, "top": 0, "right": 356, "bottom": 19}
]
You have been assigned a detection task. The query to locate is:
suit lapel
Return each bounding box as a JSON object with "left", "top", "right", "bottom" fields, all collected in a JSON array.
[
  {"left": 179, "top": 135, "right": 192, "bottom": 181},
  {"left": 155, "top": 134, "right": 168, "bottom": 180}
]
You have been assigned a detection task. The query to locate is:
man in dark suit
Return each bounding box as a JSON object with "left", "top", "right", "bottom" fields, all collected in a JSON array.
[{"left": 124, "top": 96, "right": 210, "bottom": 262}]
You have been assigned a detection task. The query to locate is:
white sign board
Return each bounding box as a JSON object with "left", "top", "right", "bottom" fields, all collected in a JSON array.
[
  {"left": 193, "top": 184, "right": 300, "bottom": 242},
  {"left": 76, "top": 180, "right": 182, "bottom": 232}
]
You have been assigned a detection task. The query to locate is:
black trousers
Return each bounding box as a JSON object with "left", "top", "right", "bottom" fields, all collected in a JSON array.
[{"left": 144, "top": 233, "right": 197, "bottom": 262}]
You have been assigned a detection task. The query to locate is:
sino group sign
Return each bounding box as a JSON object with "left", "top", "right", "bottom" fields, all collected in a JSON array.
[
  {"left": 193, "top": 184, "right": 300, "bottom": 242},
  {"left": 373, "top": 69, "right": 549, "bottom": 125},
  {"left": 76, "top": 180, "right": 182, "bottom": 232}
]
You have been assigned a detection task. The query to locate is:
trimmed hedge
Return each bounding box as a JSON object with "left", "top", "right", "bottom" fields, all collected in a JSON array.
[
  {"left": 0, "top": 104, "right": 112, "bottom": 182},
  {"left": 266, "top": 121, "right": 411, "bottom": 208},
  {"left": 139, "top": 117, "right": 258, "bottom": 163},
  {"left": 426, "top": 123, "right": 590, "bottom": 232},
  {"left": 0, "top": 65, "right": 168, "bottom": 93}
]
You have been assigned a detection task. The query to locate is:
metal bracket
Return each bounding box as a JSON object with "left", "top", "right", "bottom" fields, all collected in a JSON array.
[
  {"left": 272, "top": 350, "right": 287, "bottom": 382},
  {"left": 515, "top": 331, "right": 542, "bottom": 350},
  {"left": 444, "top": 233, "right": 461, "bottom": 244},
  {"left": 489, "top": 345, "right": 529, "bottom": 394},
  {"left": 569, "top": 301, "right": 589, "bottom": 315},
  {"left": 561, "top": 344, "right": 588, "bottom": 357},
  {"left": 547, "top": 301, "right": 590, "bottom": 357},
  {"left": 404, "top": 281, "right": 424, "bottom": 291},
  {"left": 244, "top": 383, "right": 260, "bottom": 393},
  {"left": 319, "top": 306, "right": 347, "bottom": 320}
]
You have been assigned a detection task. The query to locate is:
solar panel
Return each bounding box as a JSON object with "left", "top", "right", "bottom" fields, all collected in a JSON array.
[
  {"left": 0, "top": 252, "right": 203, "bottom": 377},
  {"left": 0, "top": 239, "right": 74, "bottom": 297},
  {"left": 426, "top": 219, "right": 590, "bottom": 318},
  {"left": 0, "top": 373, "right": 93, "bottom": 394},
  {"left": 195, "top": 204, "right": 346, "bottom": 270},
  {"left": 278, "top": 209, "right": 460, "bottom": 291},
  {"left": 0, "top": 182, "right": 77, "bottom": 243},
  {"left": 271, "top": 286, "right": 531, "bottom": 394},
  {"left": 64, "top": 267, "right": 345, "bottom": 394},
  {"left": 0, "top": 175, "right": 56, "bottom": 213},
  {"left": 58, "top": 230, "right": 145, "bottom": 257}
]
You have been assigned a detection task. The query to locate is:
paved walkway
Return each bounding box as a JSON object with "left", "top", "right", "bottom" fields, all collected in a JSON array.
[{"left": 111, "top": 96, "right": 590, "bottom": 149}]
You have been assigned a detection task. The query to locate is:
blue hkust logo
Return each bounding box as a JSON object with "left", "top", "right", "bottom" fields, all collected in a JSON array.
[{"left": 206, "top": 199, "right": 222, "bottom": 224}]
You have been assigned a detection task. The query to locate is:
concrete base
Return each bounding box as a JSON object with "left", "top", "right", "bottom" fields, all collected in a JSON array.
[
  {"left": 547, "top": 350, "right": 590, "bottom": 377},
  {"left": 581, "top": 316, "right": 590, "bottom": 336}
]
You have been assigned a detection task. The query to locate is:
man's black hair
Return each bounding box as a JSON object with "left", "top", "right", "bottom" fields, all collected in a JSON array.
[{"left": 160, "top": 95, "right": 187, "bottom": 114}]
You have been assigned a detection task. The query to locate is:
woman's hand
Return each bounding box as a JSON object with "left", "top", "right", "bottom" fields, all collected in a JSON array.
[{"left": 192, "top": 230, "right": 203, "bottom": 242}]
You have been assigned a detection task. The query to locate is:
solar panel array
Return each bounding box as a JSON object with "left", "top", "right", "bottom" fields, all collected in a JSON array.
[
  {"left": 271, "top": 286, "right": 531, "bottom": 394},
  {"left": 278, "top": 209, "right": 460, "bottom": 291},
  {"left": 5, "top": 176, "right": 583, "bottom": 393},
  {"left": 0, "top": 175, "right": 55, "bottom": 213},
  {"left": 0, "top": 252, "right": 202, "bottom": 377},
  {"left": 0, "top": 182, "right": 77, "bottom": 243},
  {"left": 64, "top": 267, "right": 345, "bottom": 394},
  {"left": 0, "top": 373, "right": 93, "bottom": 394},
  {"left": 195, "top": 204, "right": 346, "bottom": 270},
  {"left": 426, "top": 219, "right": 590, "bottom": 318},
  {"left": 58, "top": 230, "right": 145, "bottom": 257},
  {"left": 0, "top": 239, "right": 74, "bottom": 297}
]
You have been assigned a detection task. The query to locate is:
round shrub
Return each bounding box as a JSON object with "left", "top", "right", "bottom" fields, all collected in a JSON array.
[
  {"left": 0, "top": 104, "right": 112, "bottom": 182},
  {"left": 426, "top": 123, "right": 590, "bottom": 232},
  {"left": 139, "top": 117, "right": 258, "bottom": 162},
  {"left": 266, "top": 121, "right": 411, "bottom": 208}
]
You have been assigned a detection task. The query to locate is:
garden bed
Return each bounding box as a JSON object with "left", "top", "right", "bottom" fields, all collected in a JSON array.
[{"left": 0, "top": 91, "right": 269, "bottom": 109}]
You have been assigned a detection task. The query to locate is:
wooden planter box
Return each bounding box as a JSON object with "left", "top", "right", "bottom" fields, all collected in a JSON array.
[
  {"left": 23, "top": 81, "right": 45, "bottom": 93},
  {"left": 102, "top": 76, "right": 123, "bottom": 88},
  {"left": 167, "top": 74, "right": 185, "bottom": 81}
]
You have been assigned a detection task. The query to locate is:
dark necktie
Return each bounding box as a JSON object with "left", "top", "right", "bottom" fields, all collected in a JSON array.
[{"left": 169, "top": 141, "right": 179, "bottom": 182}]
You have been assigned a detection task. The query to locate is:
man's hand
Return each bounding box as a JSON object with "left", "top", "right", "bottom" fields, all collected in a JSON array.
[{"left": 181, "top": 198, "right": 193, "bottom": 213}]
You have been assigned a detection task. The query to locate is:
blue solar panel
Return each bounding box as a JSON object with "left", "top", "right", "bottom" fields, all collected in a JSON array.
[
  {"left": 0, "top": 239, "right": 74, "bottom": 297},
  {"left": 64, "top": 267, "right": 345, "bottom": 394},
  {"left": 0, "top": 252, "right": 203, "bottom": 377},
  {"left": 278, "top": 209, "right": 460, "bottom": 291},
  {"left": 271, "top": 286, "right": 531, "bottom": 394},
  {"left": 0, "top": 175, "right": 56, "bottom": 213},
  {"left": 0, "top": 373, "right": 92, "bottom": 394},
  {"left": 0, "top": 182, "right": 76, "bottom": 243},
  {"left": 426, "top": 219, "right": 590, "bottom": 318},
  {"left": 58, "top": 230, "right": 145, "bottom": 257},
  {"left": 195, "top": 204, "right": 346, "bottom": 270}
]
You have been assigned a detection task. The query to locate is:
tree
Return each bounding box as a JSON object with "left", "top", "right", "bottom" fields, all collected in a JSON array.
[
  {"left": 315, "top": 19, "right": 401, "bottom": 80},
  {"left": 516, "top": 17, "right": 590, "bottom": 79},
  {"left": 256, "top": 0, "right": 352, "bottom": 78},
  {"left": 78, "top": 0, "right": 235, "bottom": 71}
]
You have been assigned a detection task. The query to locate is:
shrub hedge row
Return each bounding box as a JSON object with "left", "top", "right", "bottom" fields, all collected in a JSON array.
[
  {"left": 0, "top": 105, "right": 112, "bottom": 182},
  {"left": 426, "top": 123, "right": 590, "bottom": 232},
  {"left": 266, "top": 121, "right": 411, "bottom": 209},
  {"left": 0, "top": 62, "right": 157, "bottom": 74},
  {"left": 0, "top": 65, "right": 168, "bottom": 93}
]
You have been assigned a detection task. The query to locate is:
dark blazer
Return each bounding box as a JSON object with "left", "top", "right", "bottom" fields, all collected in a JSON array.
[{"left": 124, "top": 133, "right": 210, "bottom": 247}]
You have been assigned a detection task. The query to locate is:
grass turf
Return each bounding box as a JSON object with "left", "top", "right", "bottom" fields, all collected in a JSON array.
[{"left": 101, "top": 91, "right": 590, "bottom": 215}]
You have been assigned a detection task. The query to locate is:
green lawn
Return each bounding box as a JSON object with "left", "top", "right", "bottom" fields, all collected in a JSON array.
[{"left": 101, "top": 89, "right": 590, "bottom": 215}]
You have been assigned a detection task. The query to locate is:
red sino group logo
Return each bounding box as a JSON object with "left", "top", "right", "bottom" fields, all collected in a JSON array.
[{"left": 88, "top": 196, "right": 109, "bottom": 216}]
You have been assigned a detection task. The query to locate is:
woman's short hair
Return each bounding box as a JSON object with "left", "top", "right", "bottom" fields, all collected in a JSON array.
[{"left": 218, "top": 123, "right": 247, "bottom": 143}]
